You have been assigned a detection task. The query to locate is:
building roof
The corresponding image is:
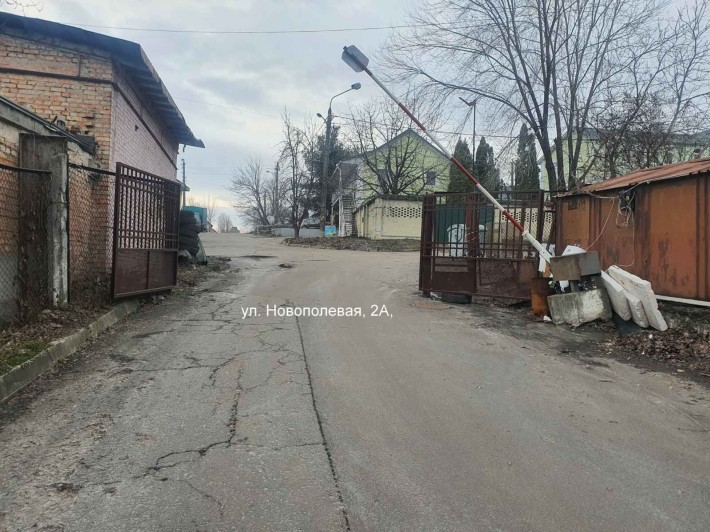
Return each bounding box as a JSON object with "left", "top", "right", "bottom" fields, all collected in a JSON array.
[
  {"left": 564, "top": 157, "right": 710, "bottom": 195},
  {"left": 357, "top": 128, "right": 447, "bottom": 160},
  {"left": 0, "top": 12, "right": 204, "bottom": 148},
  {"left": 0, "top": 94, "right": 96, "bottom": 154}
]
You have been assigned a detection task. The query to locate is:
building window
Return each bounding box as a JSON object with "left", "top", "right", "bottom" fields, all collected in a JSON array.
[{"left": 425, "top": 170, "right": 437, "bottom": 186}]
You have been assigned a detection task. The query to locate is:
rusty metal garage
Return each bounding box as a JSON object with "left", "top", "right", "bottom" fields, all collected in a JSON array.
[{"left": 556, "top": 159, "right": 710, "bottom": 302}]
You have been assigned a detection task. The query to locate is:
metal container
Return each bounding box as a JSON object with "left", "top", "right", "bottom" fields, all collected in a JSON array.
[{"left": 530, "top": 277, "right": 553, "bottom": 317}]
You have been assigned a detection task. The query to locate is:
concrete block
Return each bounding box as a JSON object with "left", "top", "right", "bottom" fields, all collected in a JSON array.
[
  {"left": 607, "top": 266, "right": 668, "bottom": 331},
  {"left": 625, "top": 290, "right": 649, "bottom": 328},
  {"left": 548, "top": 288, "right": 612, "bottom": 327},
  {"left": 600, "top": 271, "right": 632, "bottom": 321}
]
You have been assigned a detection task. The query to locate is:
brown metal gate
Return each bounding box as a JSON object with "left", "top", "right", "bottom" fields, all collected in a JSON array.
[
  {"left": 112, "top": 163, "right": 181, "bottom": 298},
  {"left": 419, "top": 191, "right": 554, "bottom": 299}
]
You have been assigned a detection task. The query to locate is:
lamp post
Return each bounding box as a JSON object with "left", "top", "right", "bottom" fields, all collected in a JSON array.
[{"left": 318, "top": 82, "right": 361, "bottom": 231}]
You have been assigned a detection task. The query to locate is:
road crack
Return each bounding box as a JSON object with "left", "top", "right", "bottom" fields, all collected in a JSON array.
[{"left": 295, "top": 315, "right": 351, "bottom": 531}]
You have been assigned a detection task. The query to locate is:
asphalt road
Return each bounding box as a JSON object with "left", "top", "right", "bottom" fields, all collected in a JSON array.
[{"left": 1, "top": 234, "right": 709, "bottom": 531}]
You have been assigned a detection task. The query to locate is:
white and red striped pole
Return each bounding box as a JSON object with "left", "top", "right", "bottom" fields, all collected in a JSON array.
[{"left": 341, "top": 45, "right": 552, "bottom": 263}]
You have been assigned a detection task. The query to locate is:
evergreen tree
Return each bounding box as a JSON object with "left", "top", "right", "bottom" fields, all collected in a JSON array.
[
  {"left": 447, "top": 138, "right": 476, "bottom": 194},
  {"left": 474, "top": 137, "right": 500, "bottom": 190},
  {"left": 303, "top": 126, "right": 352, "bottom": 216},
  {"left": 513, "top": 124, "right": 541, "bottom": 190}
]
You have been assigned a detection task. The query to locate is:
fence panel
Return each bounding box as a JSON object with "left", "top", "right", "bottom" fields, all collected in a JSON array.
[
  {"left": 0, "top": 164, "right": 20, "bottom": 323},
  {"left": 0, "top": 163, "right": 51, "bottom": 323},
  {"left": 67, "top": 164, "right": 116, "bottom": 305}
]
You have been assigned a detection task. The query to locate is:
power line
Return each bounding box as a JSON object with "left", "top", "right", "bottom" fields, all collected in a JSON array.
[
  {"left": 54, "top": 21, "right": 431, "bottom": 35},
  {"left": 333, "top": 115, "right": 518, "bottom": 139}
]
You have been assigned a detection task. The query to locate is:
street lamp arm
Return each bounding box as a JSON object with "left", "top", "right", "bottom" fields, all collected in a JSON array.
[{"left": 329, "top": 88, "right": 353, "bottom": 109}]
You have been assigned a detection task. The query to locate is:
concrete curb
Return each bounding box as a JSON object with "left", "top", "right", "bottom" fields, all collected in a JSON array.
[{"left": 0, "top": 300, "right": 140, "bottom": 403}]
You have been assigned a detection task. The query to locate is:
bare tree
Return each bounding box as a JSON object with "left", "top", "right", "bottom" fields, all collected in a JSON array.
[
  {"left": 228, "top": 156, "right": 270, "bottom": 228},
  {"left": 387, "top": 0, "right": 710, "bottom": 189},
  {"left": 203, "top": 195, "right": 216, "bottom": 227},
  {"left": 280, "top": 112, "right": 320, "bottom": 238},
  {"left": 584, "top": 1, "right": 710, "bottom": 180},
  {"left": 0, "top": 0, "right": 42, "bottom": 12},
  {"left": 344, "top": 96, "right": 446, "bottom": 195},
  {"left": 216, "top": 213, "right": 233, "bottom": 233}
]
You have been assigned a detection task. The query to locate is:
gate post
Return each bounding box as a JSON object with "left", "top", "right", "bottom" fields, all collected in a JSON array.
[{"left": 19, "top": 134, "right": 69, "bottom": 307}]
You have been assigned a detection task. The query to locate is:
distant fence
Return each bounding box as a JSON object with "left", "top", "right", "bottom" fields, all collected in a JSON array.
[{"left": 272, "top": 227, "right": 323, "bottom": 238}]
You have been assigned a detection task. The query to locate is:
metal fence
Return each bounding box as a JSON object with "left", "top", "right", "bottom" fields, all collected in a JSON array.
[
  {"left": 0, "top": 163, "right": 51, "bottom": 323},
  {"left": 419, "top": 190, "right": 554, "bottom": 299},
  {"left": 67, "top": 163, "right": 116, "bottom": 306},
  {"left": 112, "top": 163, "right": 180, "bottom": 298}
]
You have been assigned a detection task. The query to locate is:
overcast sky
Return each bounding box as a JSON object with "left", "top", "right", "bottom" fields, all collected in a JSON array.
[{"left": 8, "top": 0, "right": 428, "bottom": 227}]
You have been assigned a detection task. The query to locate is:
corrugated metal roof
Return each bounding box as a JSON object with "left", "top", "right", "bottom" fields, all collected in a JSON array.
[{"left": 564, "top": 157, "right": 710, "bottom": 195}]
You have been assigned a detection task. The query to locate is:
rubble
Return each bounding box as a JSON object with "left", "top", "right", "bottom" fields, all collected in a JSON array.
[
  {"left": 283, "top": 237, "right": 420, "bottom": 252},
  {"left": 609, "top": 327, "right": 710, "bottom": 375}
]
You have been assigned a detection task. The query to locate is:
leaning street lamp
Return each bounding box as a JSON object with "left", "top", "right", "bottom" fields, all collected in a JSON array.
[
  {"left": 340, "top": 45, "right": 552, "bottom": 263},
  {"left": 319, "top": 82, "right": 361, "bottom": 232}
]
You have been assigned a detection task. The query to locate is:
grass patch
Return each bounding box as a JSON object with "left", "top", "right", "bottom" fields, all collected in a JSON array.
[{"left": 0, "top": 340, "right": 49, "bottom": 376}]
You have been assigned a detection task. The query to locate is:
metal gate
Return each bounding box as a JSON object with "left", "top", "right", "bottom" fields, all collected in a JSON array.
[
  {"left": 419, "top": 190, "right": 553, "bottom": 299},
  {"left": 112, "top": 163, "right": 181, "bottom": 298}
]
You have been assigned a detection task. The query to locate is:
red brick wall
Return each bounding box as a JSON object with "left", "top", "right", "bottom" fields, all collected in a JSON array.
[
  {"left": 0, "top": 34, "right": 180, "bottom": 179},
  {"left": 0, "top": 35, "right": 114, "bottom": 165},
  {"left": 110, "top": 67, "right": 178, "bottom": 179}
]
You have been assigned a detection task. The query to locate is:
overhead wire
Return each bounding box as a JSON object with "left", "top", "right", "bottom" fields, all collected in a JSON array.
[{"left": 43, "top": 21, "right": 450, "bottom": 35}]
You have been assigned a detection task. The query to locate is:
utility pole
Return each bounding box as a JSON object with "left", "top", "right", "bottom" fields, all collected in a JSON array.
[
  {"left": 320, "top": 109, "right": 333, "bottom": 232},
  {"left": 459, "top": 97, "right": 478, "bottom": 172},
  {"left": 181, "top": 158, "right": 186, "bottom": 207},
  {"left": 273, "top": 161, "right": 280, "bottom": 224}
]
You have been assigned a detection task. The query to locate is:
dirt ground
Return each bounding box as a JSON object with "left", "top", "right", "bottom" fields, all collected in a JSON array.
[
  {"left": 283, "top": 236, "right": 420, "bottom": 252},
  {"left": 467, "top": 297, "right": 710, "bottom": 380},
  {"left": 607, "top": 326, "right": 710, "bottom": 376},
  {"left": 0, "top": 258, "right": 230, "bottom": 376}
]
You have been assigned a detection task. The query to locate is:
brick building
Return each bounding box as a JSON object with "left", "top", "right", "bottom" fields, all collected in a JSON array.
[
  {"left": 0, "top": 11, "right": 203, "bottom": 178},
  {"left": 0, "top": 14, "right": 202, "bottom": 321}
]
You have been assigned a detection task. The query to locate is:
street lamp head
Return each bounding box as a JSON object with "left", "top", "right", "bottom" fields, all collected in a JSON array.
[
  {"left": 351, "top": 82, "right": 362, "bottom": 90},
  {"left": 342, "top": 45, "right": 369, "bottom": 73},
  {"left": 317, "top": 113, "right": 324, "bottom": 118}
]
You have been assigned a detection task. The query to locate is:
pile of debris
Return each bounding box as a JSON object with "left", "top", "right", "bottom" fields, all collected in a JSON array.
[
  {"left": 608, "top": 327, "right": 710, "bottom": 375},
  {"left": 283, "top": 237, "right": 420, "bottom": 252},
  {"left": 545, "top": 248, "right": 667, "bottom": 333}
]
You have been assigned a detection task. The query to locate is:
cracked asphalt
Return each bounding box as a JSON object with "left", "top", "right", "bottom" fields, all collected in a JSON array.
[{"left": 1, "top": 233, "right": 709, "bottom": 531}]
